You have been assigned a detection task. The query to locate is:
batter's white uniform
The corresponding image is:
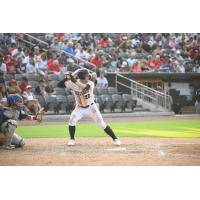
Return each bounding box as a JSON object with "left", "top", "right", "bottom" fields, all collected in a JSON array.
[{"left": 65, "top": 80, "right": 107, "bottom": 129}]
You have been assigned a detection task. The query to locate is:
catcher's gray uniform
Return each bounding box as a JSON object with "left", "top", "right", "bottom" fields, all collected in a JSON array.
[{"left": 0, "top": 108, "right": 26, "bottom": 148}]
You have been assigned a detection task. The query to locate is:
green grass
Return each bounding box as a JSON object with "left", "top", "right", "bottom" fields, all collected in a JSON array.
[{"left": 17, "top": 119, "right": 200, "bottom": 138}]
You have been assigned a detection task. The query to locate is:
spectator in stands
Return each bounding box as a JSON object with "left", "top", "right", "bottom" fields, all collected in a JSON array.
[
  {"left": 22, "top": 85, "right": 43, "bottom": 115},
  {"left": 66, "top": 59, "right": 78, "bottom": 72},
  {"left": 8, "top": 43, "right": 17, "bottom": 55},
  {"left": 4, "top": 54, "right": 16, "bottom": 75},
  {"left": 0, "top": 56, "right": 7, "bottom": 76},
  {"left": 35, "top": 79, "right": 48, "bottom": 97},
  {"left": 131, "top": 60, "right": 142, "bottom": 73},
  {"left": 7, "top": 79, "right": 21, "bottom": 95},
  {"left": 48, "top": 59, "right": 61, "bottom": 75},
  {"left": 18, "top": 77, "right": 29, "bottom": 92},
  {"left": 51, "top": 37, "right": 61, "bottom": 51},
  {"left": 35, "top": 52, "right": 48, "bottom": 74},
  {"left": 64, "top": 41, "right": 74, "bottom": 56},
  {"left": 58, "top": 52, "right": 67, "bottom": 67},
  {"left": 16, "top": 57, "right": 26, "bottom": 74},
  {"left": 26, "top": 57, "right": 36, "bottom": 74},
  {"left": 90, "top": 54, "right": 104, "bottom": 68},
  {"left": 98, "top": 36, "right": 110, "bottom": 47},
  {"left": 176, "top": 61, "right": 185, "bottom": 73},
  {"left": 96, "top": 72, "right": 108, "bottom": 88},
  {"left": 22, "top": 47, "right": 30, "bottom": 65},
  {"left": 119, "top": 61, "right": 130, "bottom": 72}
]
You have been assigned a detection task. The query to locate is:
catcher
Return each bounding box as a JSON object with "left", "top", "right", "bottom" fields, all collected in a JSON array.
[
  {"left": 58, "top": 69, "right": 121, "bottom": 146},
  {"left": 0, "top": 94, "right": 43, "bottom": 150}
]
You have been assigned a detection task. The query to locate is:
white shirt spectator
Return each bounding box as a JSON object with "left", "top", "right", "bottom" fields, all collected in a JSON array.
[
  {"left": 23, "top": 91, "right": 34, "bottom": 101},
  {"left": 97, "top": 77, "right": 108, "bottom": 88},
  {"left": 197, "top": 66, "right": 200, "bottom": 73},
  {"left": 177, "top": 65, "right": 185, "bottom": 73},
  {"left": 0, "top": 62, "right": 7, "bottom": 73},
  {"left": 36, "top": 59, "right": 48, "bottom": 71},
  {"left": 23, "top": 56, "right": 29, "bottom": 65},
  {"left": 26, "top": 63, "right": 36, "bottom": 74}
]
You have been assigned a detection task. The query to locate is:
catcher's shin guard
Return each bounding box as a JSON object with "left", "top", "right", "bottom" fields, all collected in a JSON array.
[
  {"left": 104, "top": 125, "right": 117, "bottom": 140},
  {"left": 69, "top": 125, "right": 76, "bottom": 140},
  {"left": 1, "top": 120, "right": 17, "bottom": 146},
  {"left": 11, "top": 133, "right": 25, "bottom": 147}
]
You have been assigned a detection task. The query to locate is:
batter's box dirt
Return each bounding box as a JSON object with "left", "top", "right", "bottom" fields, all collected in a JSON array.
[
  {"left": 0, "top": 137, "right": 200, "bottom": 165},
  {"left": 163, "top": 144, "right": 200, "bottom": 157}
]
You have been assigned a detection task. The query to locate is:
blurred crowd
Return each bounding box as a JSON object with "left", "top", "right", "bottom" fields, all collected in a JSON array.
[
  {"left": 1, "top": 33, "right": 200, "bottom": 114},
  {"left": 1, "top": 33, "right": 200, "bottom": 77}
]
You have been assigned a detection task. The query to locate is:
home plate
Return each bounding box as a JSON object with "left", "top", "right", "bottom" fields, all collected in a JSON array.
[{"left": 106, "top": 147, "right": 127, "bottom": 151}]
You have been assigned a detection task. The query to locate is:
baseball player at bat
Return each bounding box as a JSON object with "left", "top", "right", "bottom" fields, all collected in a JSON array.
[{"left": 58, "top": 69, "right": 121, "bottom": 146}]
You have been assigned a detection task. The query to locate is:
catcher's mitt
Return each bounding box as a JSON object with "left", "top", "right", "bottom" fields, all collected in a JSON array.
[{"left": 35, "top": 108, "right": 44, "bottom": 123}]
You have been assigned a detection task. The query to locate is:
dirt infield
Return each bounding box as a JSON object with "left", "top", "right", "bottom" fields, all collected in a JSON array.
[{"left": 0, "top": 137, "right": 200, "bottom": 166}]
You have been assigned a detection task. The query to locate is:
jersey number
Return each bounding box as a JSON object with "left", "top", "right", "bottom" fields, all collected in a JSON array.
[{"left": 84, "top": 94, "right": 90, "bottom": 99}]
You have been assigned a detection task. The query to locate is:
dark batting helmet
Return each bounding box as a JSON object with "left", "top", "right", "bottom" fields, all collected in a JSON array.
[{"left": 77, "top": 69, "right": 89, "bottom": 80}]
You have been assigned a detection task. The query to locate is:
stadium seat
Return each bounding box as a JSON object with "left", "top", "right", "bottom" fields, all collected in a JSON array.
[
  {"left": 112, "top": 94, "right": 123, "bottom": 112},
  {"left": 44, "top": 95, "right": 57, "bottom": 114},
  {"left": 66, "top": 95, "right": 75, "bottom": 112},
  {"left": 65, "top": 88, "right": 71, "bottom": 95},
  {"left": 56, "top": 95, "right": 68, "bottom": 114},
  {"left": 97, "top": 87, "right": 108, "bottom": 95},
  {"left": 47, "top": 74, "right": 59, "bottom": 81},
  {"left": 108, "top": 87, "right": 118, "bottom": 95},
  {"left": 93, "top": 87, "right": 98, "bottom": 95},
  {"left": 122, "top": 94, "right": 136, "bottom": 112},
  {"left": 94, "top": 95, "right": 103, "bottom": 112},
  {"left": 54, "top": 87, "right": 66, "bottom": 95},
  {"left": 50, "top": 81, "right": 59, "bottom": 88},
  {"left": 29, "top": 81, "right": 39, "bottom": 88},
  {"left": 100, "top": 94, "right": 113, "bottom": 112},
  {"left": 15, "top": 74, "right": 25, "bottom": 81},
  {"left": 26, "top": 74, "right": 38, "bottom": 81}
]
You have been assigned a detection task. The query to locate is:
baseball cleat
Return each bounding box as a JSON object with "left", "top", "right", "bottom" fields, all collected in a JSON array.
[
  {"left": 113, "top": 138, "right": 121, "bottom": 146},
  {"left": 0, "top": 144, "right": 16, "bottom": 150},
  {"left": 67, "top": 139, "right": 76, "bottom": 146}
]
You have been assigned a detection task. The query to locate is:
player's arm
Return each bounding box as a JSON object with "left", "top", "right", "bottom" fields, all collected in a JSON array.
[{"left": 69, "top": 74, "right": 90, "bottom": 90}]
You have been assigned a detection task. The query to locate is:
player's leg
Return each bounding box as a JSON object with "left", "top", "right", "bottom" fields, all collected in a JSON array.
[
  {"left": 68, "top": 107, "right": 83, "bottom": 145},
  {"left": 0, "top": 120, "right": 17, "bottom": 150},
  {"left": 89, "top": 104, "right": 121, "bottom": 145},
  {"left": 11, "top": 133, "right": 25, "bottom": 147}
]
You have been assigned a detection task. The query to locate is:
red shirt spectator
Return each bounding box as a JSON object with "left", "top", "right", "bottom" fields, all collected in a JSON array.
[
  {"left": 90, "top": 56, "right": 103, "bottom": 68},
  {"left": 55, "top": 33, "right": 64, "bottom": 40},
  {"left": 19, "top": 77, "right": 29, "bottom": 92},
  {"left": 48, "top": 59, "right": 61, "bottom": 73},
  {"left": 8, "top": 43, "right": 17, "bottom": 55},
  {"left": 4, "top": 55, "right": 16, "bottom": 73},
  {"left": 98, "top": 37, "right": 110, "bottom": 47},
  {"left": 132, "top": 62, "right": 142, "bottom": 73}
]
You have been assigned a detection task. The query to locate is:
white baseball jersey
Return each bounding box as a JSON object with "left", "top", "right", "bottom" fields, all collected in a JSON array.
[
  {"left": 65, "top": 79, "right": 107, "bottom": 130},
  {"left": 65, "top": 80, "right": 95, "bottom": 107}
]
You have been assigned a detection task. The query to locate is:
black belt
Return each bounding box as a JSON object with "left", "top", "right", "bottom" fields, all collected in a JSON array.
[{"left": 79, "top": 103, "right": 94, "bottom": 108}]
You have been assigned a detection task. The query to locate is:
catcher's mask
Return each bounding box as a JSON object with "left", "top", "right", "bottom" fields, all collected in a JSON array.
[{"left": 7, "top": 94, "right": 24, "bottom": 108}]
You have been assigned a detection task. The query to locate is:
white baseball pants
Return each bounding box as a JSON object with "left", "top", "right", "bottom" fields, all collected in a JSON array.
[{"left": 68, "top": 103, "right": 107, "bottom": 129}]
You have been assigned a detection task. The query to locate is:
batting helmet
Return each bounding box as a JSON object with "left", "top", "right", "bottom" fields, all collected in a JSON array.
[
  {"left": 7, "top": 95, "right": 23, "bottom": 106},
  {"left": 77, "top": 69, "right": 89, "bottom": 80}
]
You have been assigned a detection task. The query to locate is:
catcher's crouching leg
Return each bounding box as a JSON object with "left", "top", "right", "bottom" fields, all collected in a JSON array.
[
  {"left": 11, "top": 133, "right": 25, "bottom": 147},
  {"left": 0, "top": 120, "right": 17, "bottom": 149}
]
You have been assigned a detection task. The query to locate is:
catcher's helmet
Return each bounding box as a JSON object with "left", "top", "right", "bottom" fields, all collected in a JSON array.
[
  {"left": 77, "top": 69, "right": 89, "bottom": 80},
  {"left": 7, "top": 95, "right": 23, "bottom": 106}
]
